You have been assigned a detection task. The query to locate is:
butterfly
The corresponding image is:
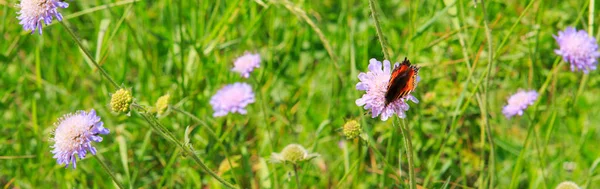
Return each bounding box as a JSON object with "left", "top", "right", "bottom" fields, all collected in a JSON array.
[{"left": 384, "top": 57, "right": 419, "bottom": 107}]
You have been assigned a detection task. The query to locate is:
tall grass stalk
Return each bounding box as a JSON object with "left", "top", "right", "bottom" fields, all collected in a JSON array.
[
  {"left": 368, "top": 0, "right": 416, "bottom": 187},
  {"left": 478, "top": 0, "right": 496, "bottom": 187},
  {"left": 368, "top": 0, "right": 390, "bottom": 61},
  {"left": 94, "top": 155, "right": 125, "bottom": 189},
  {"left": 293, "top": 164, "right": 301, "bottom": 189},
  {"left": 60, "top": 21, "right": 239, "bottom": 189},
  {"left": 399, "top": 119, "right": 416, "bottom": 189}
]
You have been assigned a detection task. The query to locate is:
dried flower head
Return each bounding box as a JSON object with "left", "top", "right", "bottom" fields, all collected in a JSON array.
[
  {"left": 210, "top": 82, "right": 255, "bottom": 117},
  {"left": 356, "top": 58, "right": 419, "bottom": 121},
  {"left": 343, "top": 120, "right": 362, "bottom": 139},
  {"left": 554, "top": 27, "right": 600, "bottom": 73},
  {"left": 555, "top": 181, "right": 580, "bottom": 189},
  {"left": 17, "top": 0, "right": 69, "bottom": 35},
  {"left": 271, "top": 144, "right": 318, "bottom": 165},
  {"left": 232, "top": 53, "right": 261, "bottom": 78},
  {"left": 502, "top": 90, "right": 538, "bottom": 118},
  {"left": 51, "top": 109, "right": 109, "bottom": 169},
  {"left": 154, "top": 94, "right": 170, "bottom": 115},
  {"left": 110, "top": 88, "right": 132, "bottom": 113}
]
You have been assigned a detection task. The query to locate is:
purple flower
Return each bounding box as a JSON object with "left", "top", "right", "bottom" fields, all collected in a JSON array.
[
  {"left": 51, "top": 109, "right": 109, "bottom": 169},
  {"left": 554, "top": 27, "right": 600, "bottom": 73},
  {"left": 210, "top": 82, "right": 255, "bottom": 117},
  {"left": 17, "top": 0, "right": 69, "bottom": 35},
  {"left": 355, "top": 58, "right": 419, "bottom": 121},
  {"left": 502, "top": 90, "right": 538, "bottom": 118},
  {"left": 232, "top": 53, "right": 261, "bottom": 78}
]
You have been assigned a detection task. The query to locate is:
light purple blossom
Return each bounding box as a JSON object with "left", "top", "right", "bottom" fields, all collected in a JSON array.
[
  {"left": 232, "top": 53, "right": 261, "bottom": 78},
  {"left": 210, "top": 82, "right": 255, "bottom": 117},
  {"left": 502, "top": 90, "right": 538, "bottom": 118},
  {"left": 355, "top": 58, "right": 419, "bottom": 121},
  {"left": 51, "top": 109, "right": 109, "bottom": 169},
  {"left": 17, "top": 0, "right": 69, "bottom": 35},
  {"left": 554, "top": 27, "right": 600, "bottom": 73}
]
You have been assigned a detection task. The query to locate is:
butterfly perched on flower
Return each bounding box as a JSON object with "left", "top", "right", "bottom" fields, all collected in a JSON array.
[
  {"left": 384, "top": 57, "right": 419, "bottom": 107},
  {"left": 355, "top": 58, "right": 420, "bottom": 121}
]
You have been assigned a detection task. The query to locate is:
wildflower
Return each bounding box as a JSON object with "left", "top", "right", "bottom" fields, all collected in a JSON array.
[
  {"left": 555, "top": 181, "right": 580, "bottom": 189},
  {"left": 502, "top": 90, "right": 538, "bottom": 118},
  {"left": 232, "top": 53, "right": 261, "bottom": 78},
  {"left": 355, "top": 58, "right": 419, "bottom": 121},
  {"left": 342, "top": 120, "right": 362, "bottom": 139},
  {"left": 51, "top": 109, "right": 109, "bottom": 169},
  {"left": 110, "top": 88, "right": 132, "bottom": 113},
  {"left": 210, "top": 82, "right": 255, "bottom": 117},
  {"left": 154, "top": 94, "right": 170, "bottom": 115},
  {"left": 270, "top": 144, "right": 319, "bottom": 165},
  {"left": 17, "top": 0, "right": 69, "bottom": 35},
  {"left": 554, "top": 27, "right": 600, "bottom": 73}
]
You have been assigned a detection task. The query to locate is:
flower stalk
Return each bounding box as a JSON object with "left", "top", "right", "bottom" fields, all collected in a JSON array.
[
  {"left": 60, "top": 21, "right": 238, "bottom": 189},
  {"left": 94, "top": 155, "right": 125, "bottom": 189},
  {"left": 398, "top": 119, "right": 416, "bottom": 189}
]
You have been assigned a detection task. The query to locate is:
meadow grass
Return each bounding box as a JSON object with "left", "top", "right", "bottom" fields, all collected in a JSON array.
[{"left": 1, "top": 0, "right": 600, "bottom": 188}]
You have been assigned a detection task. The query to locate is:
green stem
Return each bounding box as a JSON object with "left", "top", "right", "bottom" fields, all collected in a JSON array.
[
  {"left": 508, "top": 114, "right": 535, "bottom": 189},
  {"left": 61, "top": 20, "right": 237, "bottom": 188},
  {"left": 172, "top": 107, "right": 219, "bottom": 139},
  {"left": 59, "top": 21, "right": 119, "bottom": 88},
  {"left": 399, "top": 119, "right": 416, "bottom": 189},
  {"left": 250, "top": 77, "right": 276, "bottom": 151},
  {"left": 134, "top": 105, "right": 238, "bottom": 189},
  {"left": 277, "top": 0, "right": 343, "bottom": 81},
  {"left": 171, "top": 106, "right": 241, "bottom": 186},
  {"left": 94, "top": 155, "right": 126, "bottom": 189},
  {"left": 368, "top": 0, "right": 390, "bottom": 60},
  {"left": 478, "top": 0, "right": 495, "bottom": 187},
  {"left": 293, "top": 164, "right": 301, "bottom": 189},
  {"left": 590, "top": 0, "right": 595, "bottom": 34}
]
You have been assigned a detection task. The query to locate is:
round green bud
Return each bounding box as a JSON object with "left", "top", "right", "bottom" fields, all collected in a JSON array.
[
  {"left": 343, "top": 120, "right": 362, "bottom": 139},
  {"left": 270, "top": 144, "right": 318, "bottom": 165},
  {"left": 155, "top": 94, "right": 170, "bottom": 115},
  {"left": 110, "top": 89, "right": 132, "bottom": 113},
  {"left": 556, "top": 181, "right": 580, "bottom": 189}
]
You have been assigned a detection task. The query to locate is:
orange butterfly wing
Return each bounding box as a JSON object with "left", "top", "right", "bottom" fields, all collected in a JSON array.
[{"left": 384, "top": 58, "right": 419, "bottom": 106}]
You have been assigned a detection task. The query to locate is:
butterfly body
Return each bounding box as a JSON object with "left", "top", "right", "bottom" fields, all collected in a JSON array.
[{"left": 384, "top": 57, "right": 419, "bottom": 107}]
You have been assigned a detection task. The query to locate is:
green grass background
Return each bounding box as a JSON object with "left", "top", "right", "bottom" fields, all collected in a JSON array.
[{"left": 1, "top": 0, "right": 600, "bottom": 188}]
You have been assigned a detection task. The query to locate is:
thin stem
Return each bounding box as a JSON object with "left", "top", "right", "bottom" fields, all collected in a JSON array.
[
  {"left": 276, "top": 0, "right": 343, "bottom": 80},
  {"left": 293, "top": 164, "right": 301, "bottom": 189},
  {"left": 250, "top": 77, "right": 276, "bottom": 151},
  {"left": 171, "top": 106, "right": 241, "bottom": 185},
  {"left": 368, "top": 0, "right": 390, "bottom": 60},
  {"left": 399, "top": 119, "right": 416, "bottom": 189},
  {"left": 590, "top": 0, "right": 595, "bottom": 34},
  {"left": 172, "top": 107, "right": 219, "bottom": 139},
  {"left": 479, "top": 0, "right": 495, "bottom": 187},
  {"left": 134, "top": 105, "right": 238, "bottom": 189},
  {"left": 59, "top": 21, "right": 119, "bottom": 88},
  {"left": 94, "top": 155, "right": 125, "bottom": 189},
  {"left": 60, "top": 18, "right": 237, "bottom": 189},
  {"left": 508, "top": 113, "right": 535, "bottom": 189}
]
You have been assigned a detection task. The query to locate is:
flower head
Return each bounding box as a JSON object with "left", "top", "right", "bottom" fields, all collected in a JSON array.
[
  {"left": 210, "top": 82, "right": 255, "bottom": 117},
  {"left": 17, "top": 0, "right": 69, "bottom": 35},
  {"left": 355, "top": 58, "right": 419, "bottom": 121},
  {"left": 154, "top": 94, "right": 170, "bottom": 115},
  {"left": 110, "top": 89, "right": 132, "bottom": 113},
  {"left": 232, "top": 53, "right": 261, "bottom": 78},
  {"left": 554, "top": 27, "right": 600, "bottom": 73},
  {"left": 502, "top": 90, "right": 538, "bottom": 118},
  {"left": 51, "top": 109, "right": 109, "bottom": 169},
  {"left": 343, "top": 120, "right": 362, "bottom": 139},
  {"left": 555, "top": 181, "right": 580, "bottom": 189},
  {"left": 270, "top": 144, "right": 319, "bottom": 165}
]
